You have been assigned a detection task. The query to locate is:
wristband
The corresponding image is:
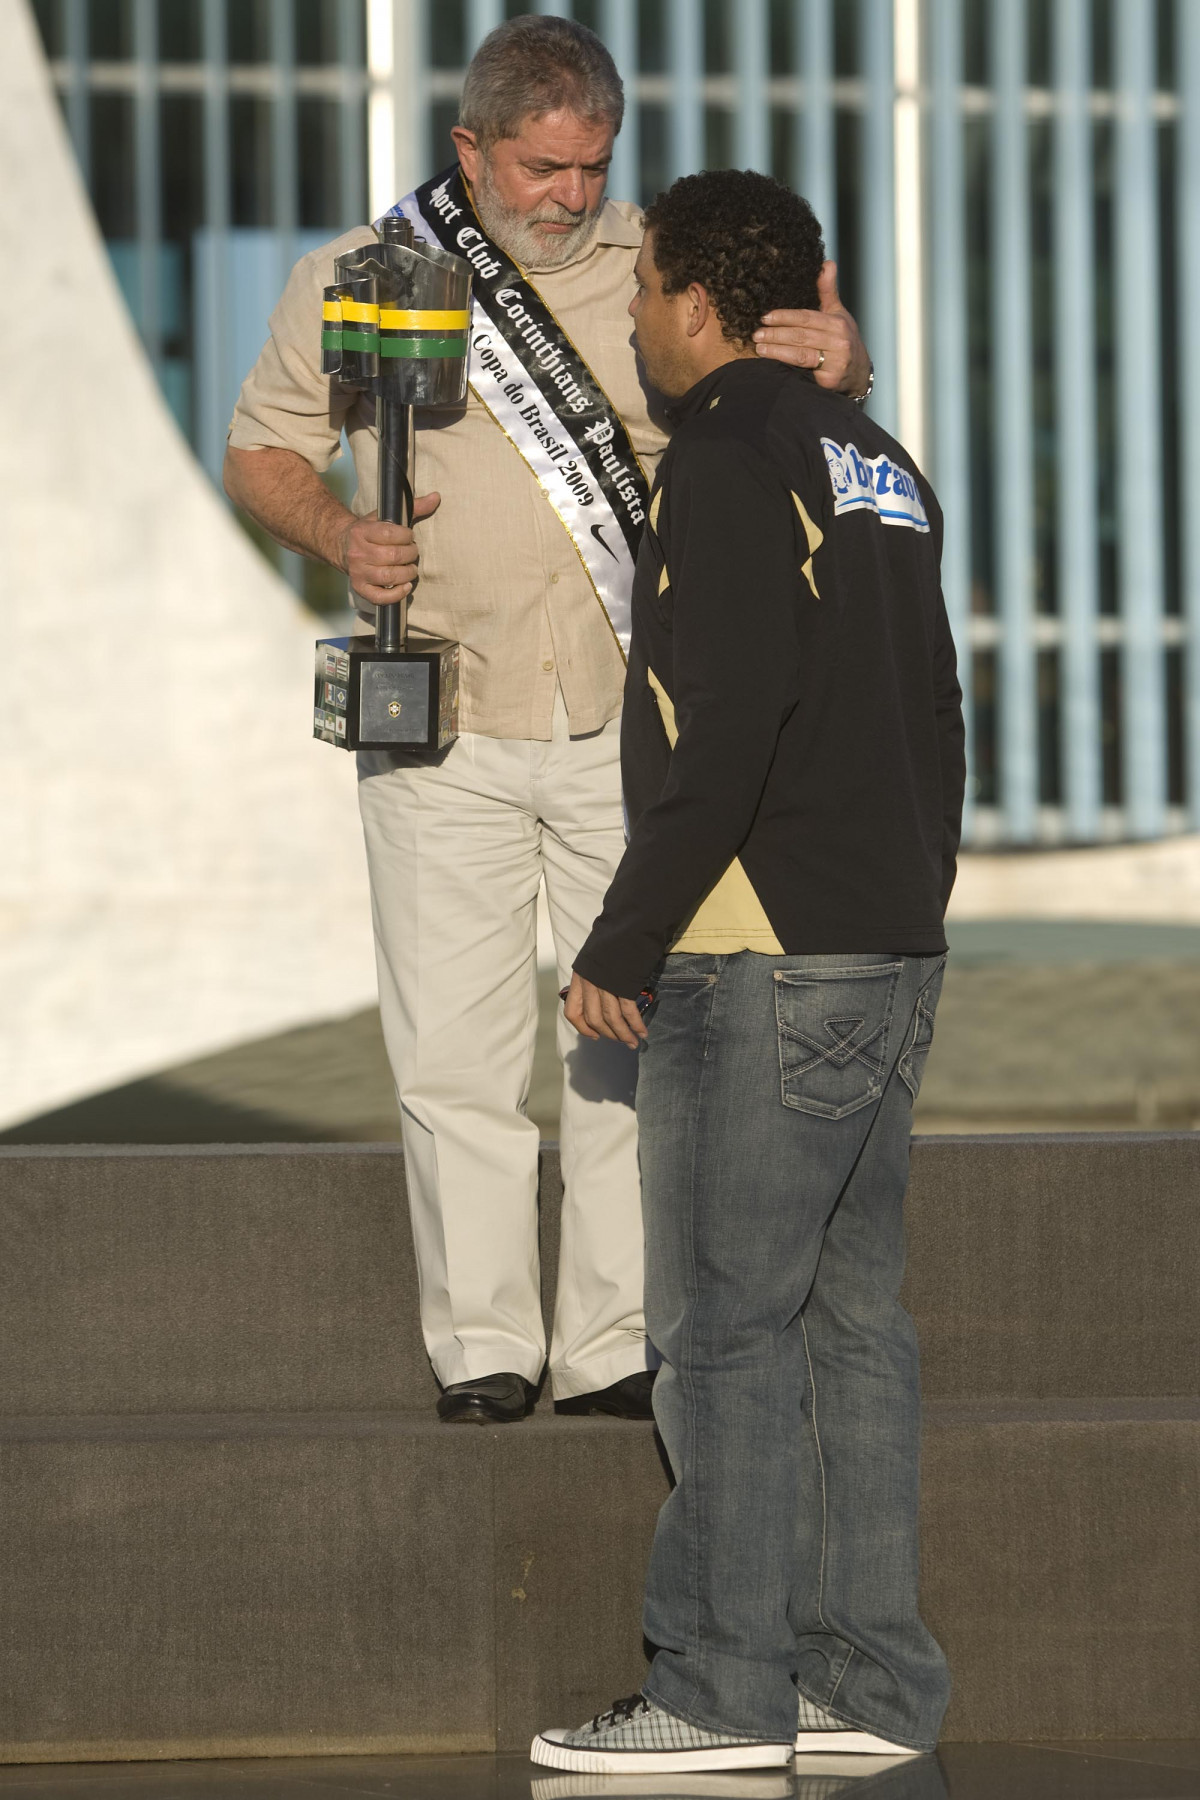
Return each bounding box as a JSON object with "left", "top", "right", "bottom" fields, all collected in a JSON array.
[{"left": 851, "top": 360, "right": 875, "bottom": 407}]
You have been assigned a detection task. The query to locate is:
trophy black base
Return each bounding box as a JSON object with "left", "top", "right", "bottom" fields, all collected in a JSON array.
[{"left": 314, "top": 635, "right": 460, "bottom": 753}]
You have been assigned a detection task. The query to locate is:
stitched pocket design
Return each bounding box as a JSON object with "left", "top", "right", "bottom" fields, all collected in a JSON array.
[
  {"left": 774, "top": 962, "right": 903, "bottom": 1120},
  {"left": 898, "top": 960, "right": 947, "bottom": 1101}
]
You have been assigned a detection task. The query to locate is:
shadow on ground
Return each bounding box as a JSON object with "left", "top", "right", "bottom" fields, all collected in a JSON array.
[
  {"left": 0, "top": 1009, "right": 406, "bottom": 1145},
  {"left": 7, "top": 922, "right": 1200, "bottom": 1144}
]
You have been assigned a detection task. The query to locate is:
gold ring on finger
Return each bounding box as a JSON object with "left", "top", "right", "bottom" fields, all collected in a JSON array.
[{"left": 816, "top": 348, "right": 826, "bottom": 371}]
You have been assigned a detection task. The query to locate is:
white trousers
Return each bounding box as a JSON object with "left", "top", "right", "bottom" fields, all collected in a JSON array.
[{"left": 357, "top": 694, "right": 649, "bottom": 1399}]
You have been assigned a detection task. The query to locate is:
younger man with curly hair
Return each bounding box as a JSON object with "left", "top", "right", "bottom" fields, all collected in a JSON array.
[{"left": 533, "top": 170, "right": 965, "bottom": 1774}]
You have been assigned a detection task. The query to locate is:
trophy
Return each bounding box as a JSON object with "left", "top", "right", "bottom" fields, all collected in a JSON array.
[{"left": 313, "top": 216, "right": 472, "bottom": 753}]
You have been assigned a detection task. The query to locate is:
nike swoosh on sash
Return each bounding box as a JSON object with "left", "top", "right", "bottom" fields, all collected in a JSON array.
[{"left": 590, "top": 522, "right": 617, "bottom": 560}]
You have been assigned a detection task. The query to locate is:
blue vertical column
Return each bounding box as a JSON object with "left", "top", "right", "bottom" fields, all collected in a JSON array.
[
  {"left": 1181, "top": 0, "right": 1200, "bottom": 827},
  {"left": 796, "top": 0, "right": 835, "bottom": 257},
  {"left": 734, "top": 0, "right": 770, "bottom": 173},
  {"left": 198, "top": 0, "right": 231, "bottom": 486},
  {"left": 601, "top": 0, "right": 640, "bottom": 204},
  {"left": 133, "top": 0, "right": 162, "bottom": 375},
  {"left": 1053, "top": 0, "right": 1101, "bottom": 838},
  {"left": 990, "top": 0, "right": 1037, "bottom": 841},
  {"left": 667, "top": 0, "right": 703, "bottom": 183},
  {"left": 62, "top": 0, "right": 89, "bottom": 189},
  {"left": 467, "top": 1, "right": 503, "bottom": 54},
  {"left": 405, "top": 1, "right": 431, "bottom": 197},
  {"left": 1114, "top": 0, "right": 1166, "bottom": 836},
  {"left": 860, "top": 0, "right": 896, "bottom": 434},
  {"left": 338, "top": 0, "right": 366, "bottom": 229},
  {"left": 927, "top": 0, "right": 973, "bottom": 840},
  {"left": 270, "top": 0, "right": 298, "bottom": 284}
]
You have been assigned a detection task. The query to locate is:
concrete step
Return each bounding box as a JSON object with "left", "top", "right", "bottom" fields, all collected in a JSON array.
[
  {"left": 2, "top": 1399, "right": 1196, "bottom": 1762},
  {"left": 903, "top": 1132, "right": 1199, "bottom": 1399},
  {"left": 2, "top": 1135, "right": 1197, "bottom": 1415}
]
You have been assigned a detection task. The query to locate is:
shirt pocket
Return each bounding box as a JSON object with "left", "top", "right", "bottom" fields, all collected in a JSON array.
[{"left": 774, "top": 961, "right": 904, "bottom": 1120}]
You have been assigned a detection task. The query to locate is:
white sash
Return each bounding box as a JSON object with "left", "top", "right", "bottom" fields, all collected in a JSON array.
[{"left": 380, "top": 167, "right": 649, "bottom": 657}]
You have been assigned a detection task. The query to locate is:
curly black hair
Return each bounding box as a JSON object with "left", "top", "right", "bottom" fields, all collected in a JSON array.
[{"left": 642, "top": 169, "right": 826, "bottom": 349}]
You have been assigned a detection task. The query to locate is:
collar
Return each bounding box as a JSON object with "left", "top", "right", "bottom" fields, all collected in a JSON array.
[
  {"left": 665, "top": 355, "right": 792, "bottom": 425},
  {"left": 595, "top": 199, "right": 645, "bottom": 248},
  {"left": 442, "top": 169, "right": 641, "bottom": 273},
  {"left": 523, "top": 197, "right": 644, "bottom": 273}
]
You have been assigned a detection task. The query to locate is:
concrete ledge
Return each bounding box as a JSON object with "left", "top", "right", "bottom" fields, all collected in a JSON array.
[
  {"left": 1, "top": 1135, "right": 1195, "bottom": 1414},
  {"left": 1, "top": 1401, "right": 1196, "bottom": 1760},
  {"left": 920, "top": 1398, "right": 1200, "bottom": 1740},
  {"left": 903, "top": 1133, "right": 1200, "bottom": 1398},
  {"left": 0, "top": 1413, "right": 659, "bottom": 1764},
  {"left": 2, "top": 1135, "right": 1194, "bottom": 1759},
  {"left": 2, "top": 1144, "right": 421, "bottom": 1416}
]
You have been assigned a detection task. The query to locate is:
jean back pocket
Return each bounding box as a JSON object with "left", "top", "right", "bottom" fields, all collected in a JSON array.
[
  {"left": 898, "top": 958, "right": 947, "bottom": 1102},
  {"left": 774, "top": 961, "right": 903, "bottom": 1120}
]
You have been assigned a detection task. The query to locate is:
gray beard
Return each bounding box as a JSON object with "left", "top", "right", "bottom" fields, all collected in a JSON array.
[{"left": 472, "top": 159, "right": 603, "bottom": 271}]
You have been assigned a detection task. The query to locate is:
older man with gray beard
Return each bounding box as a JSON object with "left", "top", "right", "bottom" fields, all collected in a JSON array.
[{"left": 224, "top": 15, "right": 872, "bottom": 1425}]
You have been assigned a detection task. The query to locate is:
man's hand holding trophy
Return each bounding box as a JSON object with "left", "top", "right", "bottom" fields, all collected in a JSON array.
[{"left": 314, "top": 216, "right": 472, "bottom": 754}]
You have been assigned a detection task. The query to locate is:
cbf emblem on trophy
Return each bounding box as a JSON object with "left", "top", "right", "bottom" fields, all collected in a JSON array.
[{"left": 314, "top": 216, "right": 472, "bottom": 753}]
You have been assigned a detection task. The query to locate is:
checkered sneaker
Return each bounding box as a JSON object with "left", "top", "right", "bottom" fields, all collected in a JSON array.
[
  {"left": 793, "top": 1688, "right": 924, "bottom": 1759},
  {"left": 796, "top": 1691, "right": 850, "bottom": 1731},
  {"left": 559, "top": 1697, "right": 754, "bottom": 1753},
  {"left": 531, "top": 1695, "right": 793, "bottom": 1775}
]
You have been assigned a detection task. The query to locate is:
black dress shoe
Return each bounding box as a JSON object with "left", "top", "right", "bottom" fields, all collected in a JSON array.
[
  {"left": 555, "top": 1368, "right": 657, "bottom": 1420},
  {"left": 436, "top": 1372, "right": 533, "bottom": 1424}
]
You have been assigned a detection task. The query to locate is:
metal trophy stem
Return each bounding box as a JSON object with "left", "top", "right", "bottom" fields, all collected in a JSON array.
[
  {"left": 376, "top": 396, "right": 416, "bottom": 655},
  {"left": 375, "top": 212, "right": 415, "bottom": 659}
]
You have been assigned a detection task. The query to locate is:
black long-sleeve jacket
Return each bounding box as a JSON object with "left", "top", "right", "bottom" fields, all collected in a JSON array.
[{"left": 574, "top": 357, "right": 966, "bottom": 1001}]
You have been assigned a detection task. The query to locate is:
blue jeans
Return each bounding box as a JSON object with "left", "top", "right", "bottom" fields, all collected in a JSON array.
[{"left": 638, "top": 950, "right": 951, "bottom": 1751}]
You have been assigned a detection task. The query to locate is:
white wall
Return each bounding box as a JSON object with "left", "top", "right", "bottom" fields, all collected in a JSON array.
[
  {"left": 0, "top": 3, "right": 378, "bottom": 1131},
  {"left": 949, "top": 835, "right": 1200, "bottom": 925}
]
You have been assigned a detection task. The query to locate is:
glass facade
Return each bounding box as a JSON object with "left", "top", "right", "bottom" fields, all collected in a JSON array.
[{"left": 30, "top": 0, "right": 1200, "bottom": 845}]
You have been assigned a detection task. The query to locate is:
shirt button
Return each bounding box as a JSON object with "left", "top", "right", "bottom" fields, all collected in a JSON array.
[
  {"left": 542, "top": 659, "right": 555, "bottom": 672},
  {"left": 551, "top": 573, "right": 560, "bottom": 584}
]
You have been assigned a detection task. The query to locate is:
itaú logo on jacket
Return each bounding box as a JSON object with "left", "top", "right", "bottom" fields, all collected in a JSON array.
[{"left": 820, "top": 437, "right": 930, "bottom": 533}]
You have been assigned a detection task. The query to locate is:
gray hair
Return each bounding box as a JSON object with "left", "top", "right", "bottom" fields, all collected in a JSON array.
[{"left": 459, "top": 14, "right": 625, "bottom": 151}]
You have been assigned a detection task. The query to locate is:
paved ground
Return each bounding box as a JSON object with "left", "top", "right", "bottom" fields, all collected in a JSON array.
[
  {"left": 0, "top": 1743, "right": 1198, "bottom": 1798},
  {"left": 6, "top": 922, "right": 1199, "bottom": 1144}
]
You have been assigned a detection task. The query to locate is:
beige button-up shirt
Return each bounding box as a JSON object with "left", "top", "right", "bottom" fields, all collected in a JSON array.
[{"left": 228, "top": 198, "right": 670, "bottom": 740}]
